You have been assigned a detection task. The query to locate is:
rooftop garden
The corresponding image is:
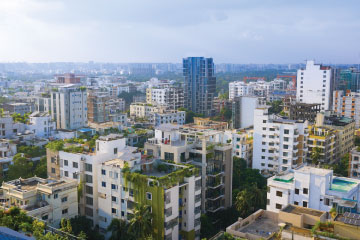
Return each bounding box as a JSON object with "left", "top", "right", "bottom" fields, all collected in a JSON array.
[
  {"left": 311, "top": 221, "right": 349, "bottom": 240},
  {"left": 46, "top": 134, "right": 99, "bottom": 153}
]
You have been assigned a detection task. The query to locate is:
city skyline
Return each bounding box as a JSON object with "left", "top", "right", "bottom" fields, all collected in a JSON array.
[{"left": 0, "top": 0, "right": 359, "bottom": 63}]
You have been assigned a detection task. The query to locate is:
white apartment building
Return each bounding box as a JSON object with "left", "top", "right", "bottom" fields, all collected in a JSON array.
[
  {"left": 231, "top": 96, "right": 266, "bottom": 129},
  {"left": 334, "top": 90, "right": 360, "bottom": 128},
  {"left": 297, "top": 60, "right": 335, "bottom": 111},
  {"left": 229, "top": 82, "right": 254, "bottom": 100},
  {"left": 146, "top": 87, "right": 184, "bottom": 110},
  {"left": 0, "top": 112, "right": 26, "bottom": 138},
  {"left": 267, "top": 166, "right": 360, "bottom": 214},
  {"left": 51, "top": 85, "right": 88, "bottom": 130},
  {"left": 1, "top": 177, "right": 78, "bottom": 227},
  {"left": 97, "top": 158, "right": 201, "bottom": 239},
  {"left": 57, "top": 134, "right": 141, "bottom": 225},
  {"left": 26, "top": 112, "right": 56, "bottom": 138},
  {"left": 0, "top": 139, "right": 17, "bottom": 177},
  {"left": 151, "top": 111, "right": 185, "bottom": 126},
  {"left": 130, "top": 102, "right": 164, "bottom": 118},
  {"left": 224, "top": 129, "right": 253, "bottom": 165},
  {"left": 253, "top": 108, "right": 309, "bottom": 174}
]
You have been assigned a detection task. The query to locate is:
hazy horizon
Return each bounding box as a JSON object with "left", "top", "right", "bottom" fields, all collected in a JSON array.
[{"left": 1, "top": 0, "right": 360, "bottom": 64}]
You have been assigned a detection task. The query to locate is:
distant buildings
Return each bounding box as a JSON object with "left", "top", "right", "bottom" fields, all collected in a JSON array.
[
  {"left": 252, "top": 108, "right": 308, "bottom": 174},
  {"left": 50, "top": 85, "right": 88, "bottom": 130},
  {"left": 267, "top": 166, "right": 360, "bottom": 214},
  {"left": 55, "top": 73, "right": 81, "bottom": 84},
  {"left": 2, "top": 102, "right": 33, "bottom": 115},
  {"left": 0, "top": 139, "right": 17, "bottom": 178},
  {"left": 297, "top": 60, "right": 335, "bottom": 111},
  {"left": 26, "top": 112, "right": 56, "bottom": 138},
  {"left": 336, "top": 68, "right": 360, "bottom": 92},
  {"left": 183, "top": 57, "right": 216, "bottom": 116}
]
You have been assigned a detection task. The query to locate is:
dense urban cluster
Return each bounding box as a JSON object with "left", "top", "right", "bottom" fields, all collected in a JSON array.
[{"left": 1, "top": 58, "right": 360, "bottom": 240}]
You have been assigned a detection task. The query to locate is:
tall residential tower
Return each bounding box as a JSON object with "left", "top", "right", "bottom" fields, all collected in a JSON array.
[{"left": 183, "top": 57, "right": 216, "bottom": 116}]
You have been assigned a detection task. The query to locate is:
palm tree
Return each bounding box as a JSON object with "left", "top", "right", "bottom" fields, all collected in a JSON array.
[
  {"left": 107, "top": 218, "right": 132, "bottom": 240},
  {"left": 235, "top": 184, "right": 265, "bottom": 217},
  {"left": 127, "top": 203, "right": 153, "bottom": 239}
]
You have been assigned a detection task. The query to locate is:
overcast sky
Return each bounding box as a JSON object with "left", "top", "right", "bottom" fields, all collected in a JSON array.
[{"left": 0, "top": 0, "right": 359, "bottom": 63}]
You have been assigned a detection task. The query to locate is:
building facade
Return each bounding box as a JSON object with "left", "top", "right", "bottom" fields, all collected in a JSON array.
[
  {"left": 50, "top": 85, "right": 88, "bottom": 130},
  {"left": 146, "top": 87, "right": 184, "bottom": 110},
  {"left": 183, "top": 57, "right": 216, "bottom": 116},
  {"left": 334, "top": 90, "right": 360, "bottom": 128},
  {"left": 296, "top": 60, "right": 335, "bottom": 111},
  {"left": 231, "top": 96, "right": 266, "bottom": 129},
  {"left": 252, "top": 108, "right": 308, "bottom": 175}
]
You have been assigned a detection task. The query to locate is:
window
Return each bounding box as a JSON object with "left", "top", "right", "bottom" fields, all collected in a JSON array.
[
  {"left": 303, "top": 201, "right": 308, "bottom": 208},
  {"left": 62, "top": 208, "right": 68, "bottom": 215},
  {"left": 64, "top": 160, "right": 68, "bottom": 166},
  {"left": 51, "top": 168, "right": 55, "bottom": 174},
  {"left": 129, "top": 189, "right": 134, "bottom": 197},
  {"left": 42, "top": 215, "right": 48, "bottom": 220},
  {"left": 303, "top": 188, "right": 308, "bottom": 194},
  {"left": 54, "top": 194, "right": 58, "bottom": 199},
  {"left": 262, "top": 149, "right": 266, "bottom": 152},
  {"left": 283, "top": 144, "right": 289, "bottom": 149},
  {"left": 146, "top": 192, "right": 152, "bottom": 200},
  {"left": 263, "top": 120, "right": 267, "bottom": 123},
  {"left": 284, "top": 137, "right": 289, "bottom": 142},
  {"left": 267, "top": 199, "right": 270, "bottom": 205},
  {"left": 325, "top": 198, "right": 330, "bottom": 206},
  {"left": 295, "top": 188, "right": 299, "bottom": 195},
  {"left": 112, "top": 196, "right": 117, "bottom": 202},
  {"left": 86, "top": 197, "right": 93, "bottom": 205},
  {"left": 101, "top": 169, "right": 106, "bottom": 175},
  {"left": 85, "top": 163, "right": 92, "bottom": 172},
  {"left": 121, "top": 211, "right": 125, "bottom": 217},
  {"left": 114, "top": 148, "right": 118, "bottom": 154},
  {"left": 102, "top": 182, "right": 106, "bottom": 187},
  {"left": 61, "top": 197, "right": 68, "bottom": 203},
  {"left": 73, "top": 162, "right": 78, "bottom": 168},
  {"left": 85, "top": 207, "right": 93, "bottom": 217},
  {"left": 111, "top": 184, "right": 117, "bottom": 190},
  {"left": 276, "top": 204, "right": 282, "bottom": 210},
  {"left": 51, "top": 157, "right": 56, "bottom": 163},
  {"left": 276, "top": 191, "right": 283, "bottom": 197},
  {"left": 64, "top": 171, "right": 69, "bottom": 177},
  {"left": 284, "top": 129, "right": 289, "bottom": 134},
  {"left": 73, "top": 173, "right": 78, "bottom": 179},
  {"left": 294, "top": 201, "right": 299, "bottom": 205},
  {"left": 112, "top": 208, "right": 116, "bottom": 214},
  {"left": 85, "top": 174, "right": 93, "bottom": 183},
  {"left": 86, "top": 186, "right": 93, "bottom": 195}
]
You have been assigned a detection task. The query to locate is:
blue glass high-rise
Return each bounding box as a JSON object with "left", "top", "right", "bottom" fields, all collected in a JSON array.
[{"left": 183, "top": 57, "right": 216, "bottom": 117}]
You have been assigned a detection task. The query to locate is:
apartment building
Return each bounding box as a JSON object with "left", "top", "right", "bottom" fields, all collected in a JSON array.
[
  {"left": 267, "top": 166, "right": 360, "bottom": 214},
  {"left": 252, "top": 108, "right": 308, "bottom": 175},
  {"left": 0, "top": 112, "right": 26, "bottom": 138},
  {"left": 55, "top": 73, "right": 81, "bottom": 84},
  {"left": 50, "top": 85, "right": 88, "bottom": 130},
  {"left": 130, "top": 102, "right": 185, "bottom": 126},
  {"left": 0, "top": 177, "right": 78, "bottom": 227},
  {"left": 231, "top": 96, "right": 266, "bottom": 129},
  {"left": 2, "top": 102, "right": 33, "bottom": 115},
  {"left": 334, "top": 90, "right": 360, "bottom": 128},
  {"left": 349, "top": 147, "right": 360, "bottom": 179},
  {"left": 144, "top": 124, "right": 233, "bottom": 214},
  {"left": 297, "top": 60, "right": 335, "bottom": 111},
  {"left": 307, "top": 124, "right": 338, "bottom": 164},
  {"left": 34, "top": 96, "right": 51, "bottom": 113},
  {"left": 97, "top": 158, "right": 201, "bottom": 240},
  {"left": 0, "top": 139, "right": 17, "bottom": 178},
  {"left": 224, "top": 128, "right": 253, "bottom": 166},
  {"left": 146, "top": 87, "right": 184, "bottom": 110},
  {"left": 229, "top": 82, "right": 254, "bottom": 99},
  {"left": 26, "top": 112, "right": 56, "bottom": 138},
  {"left": 47, "top": 134, "right": 141, "bottom": 226}
]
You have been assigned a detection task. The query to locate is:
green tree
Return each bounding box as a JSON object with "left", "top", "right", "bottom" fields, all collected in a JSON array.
[
  {"left": 127, "top": 203, "right": 153, "bottom": 239},
  {"left": 332, "top": 153, "right": 349, "bottom": 177},
  {"left": 70, "top": 216, "right": 105, "bottom": 240},
  {"left": 268, "top": 100, "right": 283, "bottom": 115},
  {"left": 107, "top": 218, "right": 133, "bottom": 240},
  {"left": 235, "top": 184, "right": 265, "bottom": 217},
  {"left": 220, "top": 106, "right": 232, "bottom": 121},
  {"left": 34, "top": 156, "right": 47, "bottom": 178},
  {"left": 6, "top": 154, "right": 34, "bottom": 180},
  {"left": 200, "top": 214, "right": 216, "bottom": 239},
  {"left": 178, "top": 107, "right": 204, "bottom": 123},
  {"left": 311, "top": 147, "right": 322, "bottom": 165}
]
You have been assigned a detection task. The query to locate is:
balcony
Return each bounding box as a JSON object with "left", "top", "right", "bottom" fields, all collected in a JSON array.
[
  {"left": 165, "top": 217, "right": 178, "bottom": 230},
  {"left": 195, "top": 194, "right": 201, "bottom": 203}
]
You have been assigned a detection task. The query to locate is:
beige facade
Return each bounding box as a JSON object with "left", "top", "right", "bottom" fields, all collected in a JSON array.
[
  {"left": 46, "top": 149, "right": 60, "bottom": 179},
  {"left": 1, "top": 177, "right": 78, "bottom": 227}
]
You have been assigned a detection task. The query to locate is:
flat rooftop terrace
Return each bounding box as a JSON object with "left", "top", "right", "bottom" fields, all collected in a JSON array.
[
  {"left": 282, "top": 205, "right": 324, "bottom": 217},
  {"left": 330, "top": 178, "right": 358, "bottom": 192},
  {"left": 240, "top": 217, "right": 279, "bottom": 238}
]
